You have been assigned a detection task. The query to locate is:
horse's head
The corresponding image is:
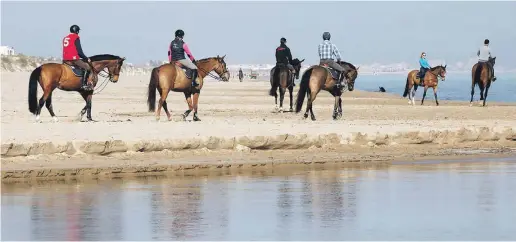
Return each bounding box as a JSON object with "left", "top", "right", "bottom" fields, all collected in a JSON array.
[
  {"left": 197, "top": 55, "right": 229, "bottom": 82},
  {"left": 291, "top": 58, "right": 305, "bottom": 79},
  {"left": 489, "top": 56, "right": 496, "bottom": 66},
  {"left": 432, "top": 65, "right": 447, "bottom": 81},
  {"left": 89, "top": 54, "right": 126, "bottom": 83},
  {"left": 338, "top": 61, "right": 359, "bottom": 91}
]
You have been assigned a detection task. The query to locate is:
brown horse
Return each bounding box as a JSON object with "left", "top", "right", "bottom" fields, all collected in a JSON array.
[
  {"left": 402, "top": 65, "right": 447, "bottom": 106},
  {"left": 269, "top": 58, "right": 305, "bottom": 112},
  {"left": 470, "top": 57, "right": 496, "bottom": 107},
  {"left": 147, "top": 55, "right": 229, "bottom": 121},
  {"left": 294, "top": 61, "right": 359, "bottom": 121},
  {"left": 28, "top": 54, "right": 126, "bottom": 122}
]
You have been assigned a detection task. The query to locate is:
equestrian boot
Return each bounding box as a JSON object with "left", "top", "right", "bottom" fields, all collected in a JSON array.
[
  {"left": 81, "top": 71, "right": 92, "bottom": 91},
  {"left": 191, "top": 70, "right": 199, "bottom": 87}
]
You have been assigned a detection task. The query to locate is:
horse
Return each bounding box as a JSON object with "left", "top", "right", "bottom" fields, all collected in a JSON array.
[
  {"left": 402, "top": 65, "right": 447, "bottom": 106},
  {"left": 470, "top": 57, "right": 496, "bottom": 107},
  {"left": 294, "top": 61, "right": 359, "bottom": 121},
  {"left": 269, "top": 58, "right": 305, "bottom": 112},
  {"left": 28, "top": 54, "right": 126, "bottom": 122},
  {"left": 146, "top": 55, "right": 229, "bottom": 122}
]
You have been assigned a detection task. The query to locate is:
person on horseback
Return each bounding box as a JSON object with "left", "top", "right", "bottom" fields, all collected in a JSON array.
[
  {"left": 62, "top": 24, "right": 93, "bottom": 91},
  {"left": 477, "top": 39, "right": 497, "bottom": 81},
  {"left": 418, "top": 52, "right": 432, "bottom": 85},
  {"left": 272, "top": 37, "right": 296, "bottom": 86},
  {"left": 168, "top": 29, "right": 199, "bottom": 87},
  {"left": 318, "top": 32, "right": 346, "bottom": 88}
]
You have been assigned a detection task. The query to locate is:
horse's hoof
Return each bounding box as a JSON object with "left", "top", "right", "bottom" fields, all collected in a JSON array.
[
  {"left": 311, "top": 117, "right": 316, "bottom": 121},
  {"left": 193, "top": 117, "right": 201, "bottom": 122},
  {"left": 279, "top": 108, "right": 284, "bottom": 113},
  {"left": 155, "top": 116, "right": 160, "bottom": 121},
  {"left": 290, "top": 108, "right": 293, "bottom": 112},
  {"left": 168, "top": 116, "right": 173, "bottom": 121},
  {"left": 53, "top": 117, "right": 59, "bottom": 122}
]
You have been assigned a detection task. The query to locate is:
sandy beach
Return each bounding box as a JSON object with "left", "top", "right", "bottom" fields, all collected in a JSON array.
[{"left": 1, "top": 71, "right": 516, "bottom": 179}]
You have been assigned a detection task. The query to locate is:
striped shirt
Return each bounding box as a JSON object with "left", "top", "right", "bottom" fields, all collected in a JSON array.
[{"left": 318, "top": 40, "right": 342, "bottom": 60}]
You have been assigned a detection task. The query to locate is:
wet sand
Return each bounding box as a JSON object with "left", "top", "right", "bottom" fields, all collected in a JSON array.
[{"left": 1, "top": 71, "right": 516, "bottom": 179}]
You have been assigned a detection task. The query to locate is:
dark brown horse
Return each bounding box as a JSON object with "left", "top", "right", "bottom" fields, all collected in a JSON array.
[
  {"left": 294, "top": 61, "right": 359, "bottom": 121},
  {"left": 402, "top": 65, "right": 447, "bottom": 106},
  {"left": 147, "top": 55, "right": 229, "bottom": 121},
  {"left": 28, "top": 54, "right": 126, "bottom": 122},
  {"left": 269, "top": 58, "right": 304, "bottom": 112},
  {"left": 470, "top": 57, "right": 496, "bottom": 107}
]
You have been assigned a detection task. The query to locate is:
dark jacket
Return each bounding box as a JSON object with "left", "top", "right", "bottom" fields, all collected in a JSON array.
[{"left": 275, "top": 43, "right": 292, "bottom": 65}]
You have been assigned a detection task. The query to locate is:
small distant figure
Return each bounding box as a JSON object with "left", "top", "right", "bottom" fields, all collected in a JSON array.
[
  {"left": 379, "top": 86, "right": 386, "bottom": 92},
  {"left": 238, "top": 68, "right": 243, "bottom": 82}
]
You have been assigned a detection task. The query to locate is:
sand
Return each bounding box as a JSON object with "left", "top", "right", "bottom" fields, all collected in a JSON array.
[{"left": 1, "top": 71, "right": 516, "bottom": 180}]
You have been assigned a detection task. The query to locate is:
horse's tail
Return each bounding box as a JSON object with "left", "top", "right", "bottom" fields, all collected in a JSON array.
[
  {"left": 28, "top": 66, "right": 42, "bottom": 114},
  {"left": 295, "top": 68, "right": 312, "bottom": 113},
  {"left": 147, "top": 67, "right": 159, "bottom": 112},
  {"left": 402, "top": 76, "right": 410, "bottom": 97},
  {"left": 473, "top": 62, "right": 483, "bottom": 87},
  {"left": 269, "top": 68, "right": 280, "bottom": 96}
]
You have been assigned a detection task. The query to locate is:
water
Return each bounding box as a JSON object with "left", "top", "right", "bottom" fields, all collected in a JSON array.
[
  {"left": 2, "top": 157, "right": 516, "bottom": 240},
  {"left": 353, "top": 72, "right": 516, "bottom": 103}
]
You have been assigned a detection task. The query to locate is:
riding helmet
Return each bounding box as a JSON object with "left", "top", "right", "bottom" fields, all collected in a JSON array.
[
  {"left": 280, "top": 37, "right": 286, "bottom": 44},
  {"left": 70, "top": 25, "right": 80, "bottom": 34},
  {"left": 175, "top": 29, "right": 185, "bottom": 38},
  {"left": 322, "top": 32, "right": 331, "bottom": 40}
]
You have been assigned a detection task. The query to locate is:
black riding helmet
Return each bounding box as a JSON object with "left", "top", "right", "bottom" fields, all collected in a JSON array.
[
  {"left": 175, "top": 29, "right": 185, "bottom": 38},
  {"left": 70, "top": 25, "right": 80, "bottom": 34},
  {"left": 323, "top": 32, "right": 331, "bottom": 40},
  {"left": 280, "top": 37, "right": 286, "bottom": 44}
]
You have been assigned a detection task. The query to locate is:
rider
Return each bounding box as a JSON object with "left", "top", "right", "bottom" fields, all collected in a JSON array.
[
  {"left": 62, "top": 24, "right": 93, "bottom": 91},
  {"left": 418, "top": 52, "right": 431, "bottom": 85},
  {"left": 477, "top": 39, "right": 496, "bottom": 81},
  {"left": 273, "top": 37, "right": 296, "bottom": 86},
  {"left": 168, "top": 29, "right": 199, "bottom": 87},
  {"left": 318, "top": 32, "right": 346, "bottom": 88}
]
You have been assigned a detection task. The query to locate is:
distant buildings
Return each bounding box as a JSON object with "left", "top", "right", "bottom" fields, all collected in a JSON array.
[{"left": 0, "top": 46, "right": 16, "bottom": 56}]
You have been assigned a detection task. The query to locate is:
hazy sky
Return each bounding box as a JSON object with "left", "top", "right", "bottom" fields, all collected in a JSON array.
[{"left": 2, "top": 1, "right": 515, "bottom": 67}]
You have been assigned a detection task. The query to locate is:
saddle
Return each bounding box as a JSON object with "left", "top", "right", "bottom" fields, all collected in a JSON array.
[
  {"left": 63, "top": 62, "right": 86, "bottom": 77},
  {"left": 275, "top": 63, "right": 294, "bottom": 76},
  {"left": 172, "top": 61, "right": 194, "bottom": 79},
  {"left": 320, "top": 63, "right": 342, "bottom": 80}
]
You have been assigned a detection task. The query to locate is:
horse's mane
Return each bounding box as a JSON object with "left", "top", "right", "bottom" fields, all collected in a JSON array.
[
  {"left": 337, "top": 60, "right": 357, "bottom": 70},
  {"left": 430, "top": 65, "right": 446, "bottom": 71},
  {"left": 196, "top": 56, "right": 224, "bottom": 63},
  {"left": 89, "top": 54, "right": 122, "bottom": 61}
]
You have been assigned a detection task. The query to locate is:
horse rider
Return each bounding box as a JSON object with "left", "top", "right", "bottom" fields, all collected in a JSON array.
[
  {"left": 272, "top": 37, "right": 296, "bottom": 86},
  {"left": 62, "top": 24, "right": 93, "bottom": 91},
  {"left": 477, "top": 39, "right": 496, "bottom": 81},
  {"left": 318, "top": 32, "right": 346, "bottom": 88},
  {"left": 168, "top": 29, "right": 199, "bottom": 87},
  {"left": 418, "top": 52, "right": 432, "bottom": 85}
]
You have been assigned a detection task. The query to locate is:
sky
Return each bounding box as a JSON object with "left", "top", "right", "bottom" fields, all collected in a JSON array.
[{"left": 1, "top": 1, "right": 516, "bottom": 68}]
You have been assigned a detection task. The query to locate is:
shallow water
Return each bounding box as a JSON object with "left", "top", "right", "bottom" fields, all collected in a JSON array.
[{"left": 2, "top": 157, "right": 516, "bottom": 240}]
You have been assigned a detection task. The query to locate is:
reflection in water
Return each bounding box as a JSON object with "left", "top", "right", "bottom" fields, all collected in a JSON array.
[{"left": 2, "top": 160, "right": 516, "bottom": 240}]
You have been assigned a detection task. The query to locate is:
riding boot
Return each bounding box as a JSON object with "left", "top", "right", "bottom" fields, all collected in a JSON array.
[
  {"left": 81, "top": 71, "right": 92, "bottom": 91},
  {"left": 191, "top": 70, "right": 199, "bottom": 87}
]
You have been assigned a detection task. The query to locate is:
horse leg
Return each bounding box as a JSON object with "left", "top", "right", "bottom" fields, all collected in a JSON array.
[
  {"left": 44, "top": 92, "right": 59, "bottom": 122},
  {"left": 332, "top": 96, "right": 339, "bottom": 120},
  {"left": 483, "top": 82, "right": 491, "bottom": 107},
  {"left": 470, "top": 82, "right": 475, "bottom": 106},
  {"left": 308, "top": 90, "right": 318, "bottom": 121},
  {"left": 289, "top": 86, "right": 294, "bottom": 112},
  {"left": 411, "top": 86, "right": 418, "bottom": 105},
  {"left": 433, "top": 86, "right": 439, "bottom": 106},
  {"left": 85, "top": 93, "right": 94, "bottom": 122},
  {"left": 182, "top": 92, "right": 194, "bottom": 121},
  {"left": 192, "top": 92, "right": 201, "bottom": 121},
  {"left": 337, "top": 97, "right": 343, "bottom": 119},
  {"left": 157, "top": 88, "right": 172, "bottom": 121},
  {"left": 279, "top": 87, "right": 285, "bottom": 113},
  {"left": 35, "top": 87, "right": 53, "bottom": 122},
  {"left": 420, "top": 86, "right": 428, "bottom": 105}
]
